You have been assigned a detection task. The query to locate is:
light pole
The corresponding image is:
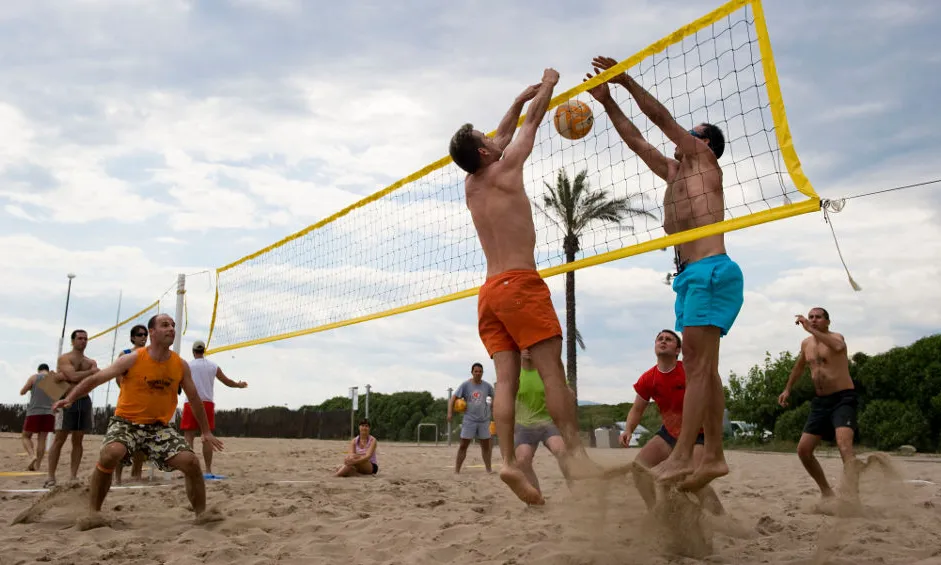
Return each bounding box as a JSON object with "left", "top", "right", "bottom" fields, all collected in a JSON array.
[{"left": 57, "top": 273, "right": 76, "bottom": 357}]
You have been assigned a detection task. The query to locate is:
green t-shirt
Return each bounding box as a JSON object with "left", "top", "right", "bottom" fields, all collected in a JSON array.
[{"left": 515, "top": 368, "right": 550, "bottom": 426}]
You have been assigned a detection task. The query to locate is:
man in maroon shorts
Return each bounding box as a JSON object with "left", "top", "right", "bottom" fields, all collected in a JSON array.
[
  {"left": 19, "top": 363, "right": 56, "bottom": 471},
  {"left": 181, "top": 340, "right": 247, "bottom": 477}
]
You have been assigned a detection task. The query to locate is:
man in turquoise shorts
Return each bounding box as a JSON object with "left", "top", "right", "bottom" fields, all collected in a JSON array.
[
  {"left": 588, "top": 55, "right": 744, "bottom": 492},
  {"left": 514, "top": 348, "right": 568, "bottom": 497}
]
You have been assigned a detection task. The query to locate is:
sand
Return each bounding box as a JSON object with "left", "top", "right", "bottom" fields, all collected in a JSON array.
[{"left": 1, "top": 433, "right": 940, "bottom": 564}]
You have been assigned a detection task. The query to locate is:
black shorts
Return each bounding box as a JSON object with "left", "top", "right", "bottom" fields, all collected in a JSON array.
[
  {"left": 804, "top": 389, "right": 858, "bottom": 441},
  {"left": 61, "top": 396, "right": 93, "bottom": 433},
  {"left": 656, "top": 425, "right": 704, "bottom": 448}
]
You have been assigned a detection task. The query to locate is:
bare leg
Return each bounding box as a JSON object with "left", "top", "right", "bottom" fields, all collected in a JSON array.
[
  {"left": 46, "top": 431, "right": 69, "bottom": 486},
  {"left": 454, "top": 438, "right": 471, "bottom": 473},
  {"left": 479, "top": 438, "right": 493, "bottom": 473},
  {"left": 833, "top": 427, "right": 858, "bottom": 498},
  {"left": 166, "top": 451, "right": 222, "bottom": 523},
  {"left": 797, "top": 433, "right": 833, "bottom": 497},
  {"left": 656, "top": 326, "right": 727, "bottom": 488},
  {"left": 528, "top": 337, "right": 599, "bottom": 479},
  {"left": 130, "top": 452, "right": 146, "bottom": 480},
  {"left": 201, "top": 437, "right": 215, "bottom": 475},
  {"left": 22, "top": 432, "right": 36, "bottom": 470},
  {"left": 492, "top": 350, "right": 543, "bottom": 505},
  {"left": 34, "top": 432, "right": 47, "bottom": 471},
  {"left": 515, "top": 443, "right": 540, "bottom": 493},
  {"left": 632, "top": 435, "right": 673, "bottom": 510},
  {"left": 77, "top": 442, "right": 127, "bottom": 531},
  {"left": 69, "top": 432, "right": 85, "bottom": 481},
  {"left": 691, "top": 444, "right": 725, "bottom": 515}
]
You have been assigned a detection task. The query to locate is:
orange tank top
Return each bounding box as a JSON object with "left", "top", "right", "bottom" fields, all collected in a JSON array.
[{"left": 115, "top": 347, "right": 184, "bottom": 425}]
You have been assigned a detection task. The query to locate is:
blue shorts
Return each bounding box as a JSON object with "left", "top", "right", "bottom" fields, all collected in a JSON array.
[
  {"left": 673, "top": 254, "right": 744, "bottom": 336},
  {"left": 460, "top": 419, "right": 491, "bottom": 440}
]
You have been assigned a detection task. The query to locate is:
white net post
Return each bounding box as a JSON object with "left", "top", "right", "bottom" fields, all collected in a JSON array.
[{"left": 173, "top": 273, "right": 185, "bottom": 354}]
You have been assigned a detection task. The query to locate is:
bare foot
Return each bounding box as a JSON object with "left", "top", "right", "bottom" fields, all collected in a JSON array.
[
  {"left": 27, "top": 459, "right": 37, "bottom": 472},
  {"left": 652, "top": 456, "right": 695, "bottom": 485},
  {"left": 678, "top": 458, "right": 729, "bottom": 492},
  {"left": 76, "top": 512, "right": 111, "bottom": 531},
  {"left": 194, "top": 506, "right": 225, "bottom": 525},
  {"left": 562, "top": 453, "right": 604, "bottom": 481},
  {"left": 499, "top": 465, "right": 545, "bottom": 506}
]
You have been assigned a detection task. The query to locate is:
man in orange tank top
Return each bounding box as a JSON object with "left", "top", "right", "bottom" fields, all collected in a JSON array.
[{"left": 54, "top": 314, "right": 224, "bottom": 529}]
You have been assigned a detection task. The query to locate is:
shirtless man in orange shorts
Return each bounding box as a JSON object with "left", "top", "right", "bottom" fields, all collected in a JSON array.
[{"left": 449, "top": 68, "right": 597, "bottom": 505}]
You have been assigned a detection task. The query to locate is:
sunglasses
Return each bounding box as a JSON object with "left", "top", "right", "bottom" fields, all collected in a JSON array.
[{"left": 132, "top": 333, "right": 147, "bottom": 338}]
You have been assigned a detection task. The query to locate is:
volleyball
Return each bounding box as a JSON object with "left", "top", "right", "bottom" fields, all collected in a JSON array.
[
  {"left": 553, "top": 99, "right": 594, "bottom": 140},
  {"left": 454, "top": 398, "right": 467, "bottom": 413}
]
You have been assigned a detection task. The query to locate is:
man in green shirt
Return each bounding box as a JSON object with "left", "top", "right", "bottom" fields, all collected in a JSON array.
[{"left": 514, "top": 348, "right": 568, "bottom": 496}]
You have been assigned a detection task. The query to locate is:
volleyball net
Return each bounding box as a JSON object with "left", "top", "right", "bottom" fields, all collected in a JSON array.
[{"left": 91, "top": 0, "right": 820, "bottom": 356}]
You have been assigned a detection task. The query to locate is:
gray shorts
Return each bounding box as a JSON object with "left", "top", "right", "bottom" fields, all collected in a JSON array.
[
  {"left": 514, "top": 422, "right": 560, "bottom": 448},
  {"left": 460, "top": 419, "right": 491, "bottom": 440}
]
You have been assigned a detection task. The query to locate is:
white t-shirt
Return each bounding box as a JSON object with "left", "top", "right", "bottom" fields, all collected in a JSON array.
[{"left": 189, "top": 358, "right": 219, "bottom": 403}]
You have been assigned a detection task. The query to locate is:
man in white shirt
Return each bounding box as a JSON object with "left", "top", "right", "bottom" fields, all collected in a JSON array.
[{"left": 182, "top": 340, "right": 247, "bottom": 477}]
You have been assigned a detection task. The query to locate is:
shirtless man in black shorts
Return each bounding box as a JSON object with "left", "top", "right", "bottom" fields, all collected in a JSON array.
[{"left": 778, "top": 307, "right": 858, "bottom": 500}]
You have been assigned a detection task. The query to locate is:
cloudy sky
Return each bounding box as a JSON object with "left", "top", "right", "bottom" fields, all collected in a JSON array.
[{"left": 1, "top": 0, "right": 939, "bottom": 411}]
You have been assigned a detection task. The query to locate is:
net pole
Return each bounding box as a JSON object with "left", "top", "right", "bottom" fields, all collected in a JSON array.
[
  {"left": 365, "top": 384, "right": 371, "bottom": 419},
  {"left": 103, "top": 290, "right": 123, "bottom": 410},
  {"left": 173, "top": 274, "right": 185, "bottom": 354}
]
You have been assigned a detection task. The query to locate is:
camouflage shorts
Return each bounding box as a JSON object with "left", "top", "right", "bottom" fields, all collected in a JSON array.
[{"left": 102, "top": 417, "right": 192, "bottom": 472}]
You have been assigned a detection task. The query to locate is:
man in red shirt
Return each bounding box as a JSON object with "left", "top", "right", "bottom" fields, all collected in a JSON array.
[{"left": 619, "top": 330, "right": 724, "bottom": 515}]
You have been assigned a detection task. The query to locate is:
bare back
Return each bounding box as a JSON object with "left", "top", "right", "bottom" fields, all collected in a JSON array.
[
  {"left": 663, "top": 153, "right": 727, "bottom": 265},
  {"left": 466, "top": 162, "right": 538, "bottom": 277},
  {"left": 800, "top": 333, "right": 854, "bottom": 396}
]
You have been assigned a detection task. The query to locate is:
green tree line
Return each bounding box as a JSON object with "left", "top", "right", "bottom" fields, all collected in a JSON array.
[{"left": 725, "top": 333, "right": 941, "bottom": 452}]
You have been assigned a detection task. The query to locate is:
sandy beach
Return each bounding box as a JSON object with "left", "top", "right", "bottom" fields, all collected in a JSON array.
[{"left": 1, "top": 433, "right": 940, "bottom": 564}]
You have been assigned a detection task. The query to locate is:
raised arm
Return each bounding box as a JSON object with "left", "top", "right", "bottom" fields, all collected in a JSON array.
[
  {"left": 54, "top": 353, "right": 138, "bottom": 409},
  {"left": 592, "top": 56, "right": 701, "bottom": 159},
  {"left": 20, "top": 374, "right": 37, "bottom": 396},
  {"left": 585, "top": 71, "right": 675, "bottom": 181},
  {"left": 500, "top": 68, "right": 559, "bottom": 169},
  {"left": 215, "top": 367, "right": 247, "bottom": 389},
  {"left": 492, "top": 83, "right": 541, "bottom": 151}
]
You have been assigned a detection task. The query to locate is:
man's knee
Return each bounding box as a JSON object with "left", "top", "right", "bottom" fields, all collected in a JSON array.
[
  {"left": 168, "top": 451, "right": 201, "bottom": 473},
  {"left": 797, "top": 438, "right": 818, "bottom": 460},
  {"left": 100, "top": 443, "right": 127, "bottom": 467}
]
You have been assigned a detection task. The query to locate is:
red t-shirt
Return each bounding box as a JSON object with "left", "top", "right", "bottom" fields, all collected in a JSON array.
[{"left": 633, "top": 361, "right": 690, "bottom": 438}]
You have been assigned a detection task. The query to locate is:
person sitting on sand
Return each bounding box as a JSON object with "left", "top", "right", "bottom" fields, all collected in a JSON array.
[
  {"left": 335, "top": 419, "right": 379, "bottom": 477},
  {"left": 619, "top": 330, "right": 724, "bottom": 515}
]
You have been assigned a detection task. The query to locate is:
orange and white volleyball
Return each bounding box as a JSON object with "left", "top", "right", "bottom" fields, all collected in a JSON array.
[
  {"left": 454, "top": 398, "right": 467, "bottom": 413},
  {"left": 553, "top": 99, "right": 594, "bottom": 140}
]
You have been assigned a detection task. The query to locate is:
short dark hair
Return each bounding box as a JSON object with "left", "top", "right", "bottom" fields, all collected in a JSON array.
[
  {"left": 700, "top": 123, "right": 725, "bottom": 159},
  {"left": 129, "top": 324, "right": 147, "bottom": 338},
  {"left": 37, "top": 363, "right": 49, "bottom": 372},
  {"left": 811, "top": 307, "right": 830, "bottom": 321},
  {"left": 359, "top": 418, "right": 370, "bottom": 426},
  {"left": 147, "top": 314, "right": 173, "bottom": 330},
  {"left": 70, "top": 329, "right": 87, "bottom": 340},
  {"left": 449, "top": 123, "right": 484, "bottom": 174},
  {"left": 658, "top": 329, "right": 682, "bottom": 351},
  {"left": 471, "top": 362, "right": 484, "bottom": 372}
]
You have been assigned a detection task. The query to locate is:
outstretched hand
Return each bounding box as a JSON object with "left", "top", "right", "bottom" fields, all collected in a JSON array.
[
  {"left": 794, "top": 315, "right": 811, "bottom": 332},
  {"left": 584, "top": 70, "right": 611, "bottom": 102},
  {"left": 516, "top": 83, "right": 542, "bottom": 103},
  {"left": 542, "top": 68, "right": 559, "bottom": 86},
  {"left": 591, "top": 56, "right": 629, "bottom": 85},
  {"left": 203, "top": 433, "right": 225, "bottom": 452},
  {"left": 51, "top": 399, "right": 71, "bottom": 411}
]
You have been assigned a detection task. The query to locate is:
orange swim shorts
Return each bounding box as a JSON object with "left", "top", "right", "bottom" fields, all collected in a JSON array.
[{"left": 477, "top": 269, "right": 563, "bottom": 357}]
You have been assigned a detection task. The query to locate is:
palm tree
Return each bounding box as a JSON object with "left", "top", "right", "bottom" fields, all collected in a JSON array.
[{"left": 535, "top": 168, "right": 656, "bottom": 403}]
